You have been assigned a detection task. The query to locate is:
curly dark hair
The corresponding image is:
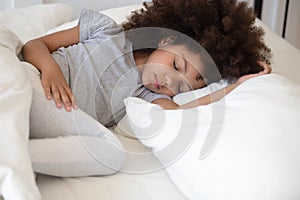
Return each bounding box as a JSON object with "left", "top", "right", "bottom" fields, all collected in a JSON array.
[{"left": 122, "top": 0, "right": 272, "bottom": 81}]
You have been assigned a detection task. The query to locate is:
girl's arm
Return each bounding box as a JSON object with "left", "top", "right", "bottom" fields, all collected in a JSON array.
[
  {"left": 152, "top": 61, "right": 272, "bottom": 110},
  {"left": 22, "top": 25, "right": 80, "bottom": 111},
  {"left": 152, "top": 81, "right": 240, "bottom": 110}
]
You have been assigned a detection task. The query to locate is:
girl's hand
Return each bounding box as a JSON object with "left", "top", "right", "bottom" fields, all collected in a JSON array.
[
  {"left": 238, "top": 61, "right": 272, "bottom": 83},
  {"left": 41, "top": 66, "right": 77, "bottom": 111}
]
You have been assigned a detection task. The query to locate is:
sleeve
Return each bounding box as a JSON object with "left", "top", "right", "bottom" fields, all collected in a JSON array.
[
  {"left": 78, "top": 8, "right": 122, "bottom": 42},
  {"left": 133, "top": 86, "right": 172, "bottom": 103}
]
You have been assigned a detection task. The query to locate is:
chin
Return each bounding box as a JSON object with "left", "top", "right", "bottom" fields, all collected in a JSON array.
[
  {"left": 144, "top": 83, "right": 156, "bottom": 92},
  {"left": 158, "top": 90, "right": 175, "bottom": 97}
]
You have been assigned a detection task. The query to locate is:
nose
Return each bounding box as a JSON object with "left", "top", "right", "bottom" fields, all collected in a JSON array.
[{"left": 164, "top": 72, "right": 182, "bottom": 91}]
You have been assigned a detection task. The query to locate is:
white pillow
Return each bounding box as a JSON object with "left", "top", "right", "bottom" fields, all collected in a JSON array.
[
  {"left": 46, "top": 4, "right": 143, "bottom": 34},
  {"left": 124, "top": 74, "right": 300, "bottom": 200},
  {"left": 0, "top": 27, "right": 41, "bottom": 200},
  {"left": 100, "top": 4, "right": 142, "bottom": 24},
  {"left": 0, "top": 3, "right": 73, "bottom": 43},
  {"left": 116, "top": 79, "right": 229, "bottom": 139}
]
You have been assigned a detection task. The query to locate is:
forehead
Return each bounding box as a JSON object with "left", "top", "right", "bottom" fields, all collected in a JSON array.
[{"left": 164, "top": 45, "right": 203, "bottom": 69}]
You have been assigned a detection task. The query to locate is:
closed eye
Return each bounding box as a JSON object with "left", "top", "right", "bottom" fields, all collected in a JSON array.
[
  {"left": 174, "top": 56, "right": 186, "bottom": 72},
  {"left": 173, "top": 61, "right": 178, "bottom": 71}
]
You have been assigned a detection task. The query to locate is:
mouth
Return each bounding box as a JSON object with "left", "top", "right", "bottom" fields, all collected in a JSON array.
[{"left": 153, "top": 74, "right": 161, "bottom": 90}]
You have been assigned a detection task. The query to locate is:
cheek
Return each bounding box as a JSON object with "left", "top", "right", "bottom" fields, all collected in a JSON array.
[
  {"left": 190, "top": 81, "right": 206, "bottom": 91},
  {"left": 141, "top": 65, "right": 153, "bottom": 84},
  {"left": 142, "top": 64, "right": 168, "bottom": 82}
]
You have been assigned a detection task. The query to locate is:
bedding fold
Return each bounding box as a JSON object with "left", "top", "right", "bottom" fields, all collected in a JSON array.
[
  {"left": 0, "top": 3, "right": 75, "bottom": 200},
  {"left": 0, "top": 27, "right": 40, "bottom": 200}
]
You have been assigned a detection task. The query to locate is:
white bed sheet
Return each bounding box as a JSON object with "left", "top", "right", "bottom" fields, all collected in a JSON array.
[{"left": 36, "top": 130, "right": 187, "bottom": 200}]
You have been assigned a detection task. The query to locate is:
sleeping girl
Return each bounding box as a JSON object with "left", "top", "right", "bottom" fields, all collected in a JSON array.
[{"left": 22, "top": 0, "right": 272, "bottom": 177}]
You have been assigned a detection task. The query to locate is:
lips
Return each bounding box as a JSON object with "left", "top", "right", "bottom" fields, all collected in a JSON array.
[{"left": 154, "top": 74, "right": 160, "bottom": 90}]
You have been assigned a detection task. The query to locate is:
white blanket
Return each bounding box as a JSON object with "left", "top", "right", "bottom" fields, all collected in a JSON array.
[
  {"left": 0, "top": 26, "right": 38, "bottom": 200},
  {"left": 0, "top": 3, "right": 73, "bottom": 200}
]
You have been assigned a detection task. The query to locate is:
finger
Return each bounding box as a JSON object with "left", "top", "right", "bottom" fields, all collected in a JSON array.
[
  {"left": 257, "top": 61, "right": 272, "bottom": 74},
  {"left": 42, "top": 82, "right": 52, "bottom": 100},
  {"left": 265, "top": 64, "right": 272, "bottom": 73},
  {"left": 65, "top": 87, "right": 77, "bottom": 109},
  {"left": 59, "top": 88, "right": 72, "bottom": 112},
  {"left": 261, "top": 65, "right": 271, "bottom": 74},
  {"left": 51, "top": 85, "right": 62, "bottom": 108},
  {"left": 71, "top": 95, "right": 78, "bottom": 109}
]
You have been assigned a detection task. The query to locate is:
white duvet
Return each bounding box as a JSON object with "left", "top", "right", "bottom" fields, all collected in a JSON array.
[
  {"left": 0, "top": 26, "right": 37, "bottom": 200},
  {"left": 0, "top": 4, "right": 73, "bottom": 200}
]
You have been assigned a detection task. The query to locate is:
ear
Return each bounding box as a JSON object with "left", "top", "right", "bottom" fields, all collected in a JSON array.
[{"left": 158, "top": 36, "right": 176, "bottom": 48}]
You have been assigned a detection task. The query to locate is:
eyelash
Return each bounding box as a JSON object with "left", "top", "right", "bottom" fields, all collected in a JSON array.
[{"left": 173, "top": 61, "right": 179, "bottom": 71}]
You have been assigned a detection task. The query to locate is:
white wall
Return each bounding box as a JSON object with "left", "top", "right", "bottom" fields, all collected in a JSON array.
[
  {"left": 0, "top": 0, "right": 14, "bottom": 10},
  {"left": 0, "top": 0, "right": 42, "bottom": 10},
  {"left": 44, "top": 0, "right": 144, "bottom": 18},
  {"left": 285, "top": 0, "right": 300, "bottom": 49},
  {"left": 261, "top": 0, "right": 287, "bottom": 36},
  {"left": 261, "top": 0, "right": 300, "bottom": 49}
]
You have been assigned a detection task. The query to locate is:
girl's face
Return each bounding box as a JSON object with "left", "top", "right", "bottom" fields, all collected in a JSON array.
[{"left": 140, "top": 45, "right": 206, "bottom": 97}]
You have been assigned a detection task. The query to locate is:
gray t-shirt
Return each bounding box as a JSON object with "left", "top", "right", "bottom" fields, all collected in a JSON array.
[{"left": 51, "top": 9, "right": 170, "bottom": 126}]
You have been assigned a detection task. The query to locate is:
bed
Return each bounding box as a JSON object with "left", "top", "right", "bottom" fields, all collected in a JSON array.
[{"left": 0, "top": 3, "right": 300, "bottom": 200}]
